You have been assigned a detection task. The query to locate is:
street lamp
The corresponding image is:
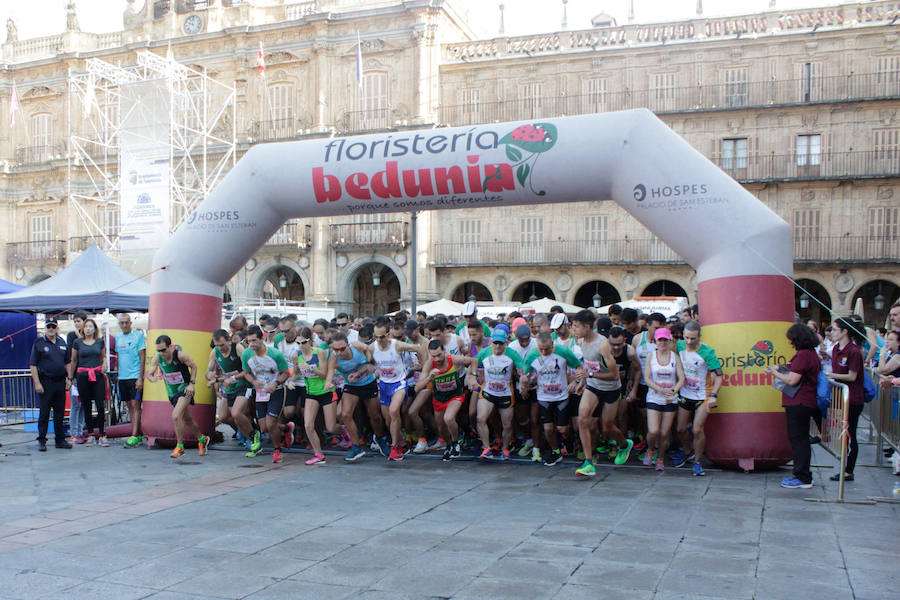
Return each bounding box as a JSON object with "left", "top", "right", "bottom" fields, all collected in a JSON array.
[
  {"left": 799, "top": 293, "right": 810, "bottom": 309},
  {"left": 278, "top": 273, "right": 288, "bottom": 288},
  {"left": 592, "top": 282, "right": 601, "bottom": 308},
  {"left": 372, "top": 267, "right": 381, "bottom": 287},
  {"left": 874, "top": 293, "right": 885, "bottom": 311},
  {"left": 468, "top": 294, "right": 477, "bottom": 303}
]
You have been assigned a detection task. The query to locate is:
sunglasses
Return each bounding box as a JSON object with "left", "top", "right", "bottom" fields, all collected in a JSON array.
[
  {"left": 280, "top": 328, "right": 291, "bottom": 333},
  {"left": 336, "top": 321, "right": 348, "bottom": 326},
  {"left": 332, "top": 345, "right": 348, "bottom": 352},
  {"left": 374, "top": 333, "right": 388, "bottom": 338},
  {"left": 299, "top": 339, "right": 310, "bottom": 344},
  {"left": 492, "top": 340, "right": 505, "bottom": 345},
  {"left": 263, "top": 329, "right": 276, "bottom": 335},
  {"left": 46, "top": 323, "right": 58, "bottom": 329}
]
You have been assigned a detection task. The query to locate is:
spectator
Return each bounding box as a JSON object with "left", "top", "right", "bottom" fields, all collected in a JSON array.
[{"left": 826, "top": 317, "right": 866, "bottom": 481}]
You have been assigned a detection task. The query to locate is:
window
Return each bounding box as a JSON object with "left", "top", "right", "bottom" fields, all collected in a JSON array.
[
  {"left": 361, "top": 72, "right": 388, "bottom": 129},
  {"left": 267, "top": 83, "right": 294, "bottom": 138},
  {"left": 29, "top": 113, "right": 52, "bottom": 162},
  {"left": 103, "top": 207, "right": 120, "bottom": 238},
  {"left": 874, "top": 129, "right": 900, "bottom": 173},
  {"left": 796, "top": 134, "right": 822, "bottom": 167},
  {"left": 869, "top": 207, "right": 899, "bottom": 240},
  {"left": 458, "top": 88, "right": 481, "bottom": 124},
  {"left": 30, "top": 214, "right": 53, "bottom": 242},
  {"left": 793, "top": 209, "right": 821, "bottom": 240},
  {"left": 457, "top": 218, "right": 482, "bottom": 263},
  {"left": 582, "top": 78, "right": 608, "bottom": 113},
  {"left": 875, "top": 56, "right": 900, "bottom": 96},
  {"left": 801, "top": 62, "right": 824, "bottom": 102},
  {"left": 519, "top": 217, "right": 544, "bottom": 262},
  {"left": 724, "top": 68, "right": 748, "bottom": 108},
  {"left": 519, "top": 82, "right": 544, "bottom": 119},
  {"left": 584, "top": 215, "right": 608, "bottom": 242},
  {"left": 651, "top": 73, "right": 676, "bottom": 112},
  {"left": 721, "top": 138, "right": 748, "bottom": 171}
]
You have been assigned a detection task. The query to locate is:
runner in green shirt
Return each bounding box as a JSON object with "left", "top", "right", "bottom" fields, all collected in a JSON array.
[
  {"left": 145, "top": 335, "right": 208, "bottom": 459},
  {"left": 241, "top": 325, "right": 291, "bottom": 463},
  {"left": 205, "top": 329, "right": 256, "bottom": 452}
]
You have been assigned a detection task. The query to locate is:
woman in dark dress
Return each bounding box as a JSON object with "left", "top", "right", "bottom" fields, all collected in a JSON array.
[{"left": 826, "top": 317, "right": 866, "bottom": 481}]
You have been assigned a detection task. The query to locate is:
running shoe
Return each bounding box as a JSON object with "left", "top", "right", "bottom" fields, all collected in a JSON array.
[
  {"left": 501, "top": 449, "right": 511, "bottom": 461},
  {"left": 543, "top": 450, "right": 563, "bottom": 466},
  {"left": 84, "top": 436, "right": 95, "bottom": 447},
  {"left": 413, "top": 438, "right": 428, "bottom": 454},
  {"left": 283, "top": 422, "right": 295, "bottom": 448},
  {"left": 531, "top": 447, "right": 542, "bottom": 463},
  {"left": 338, "top": 430, "right": 353, "bottom": 449},
  {"left": 344, "top": 445, "right": 365, "bottom": 462},
  {"left": 376, "top": 436, "right": 390, "bottom": 457},
  {"left": 575, "top": 460, "right": 596, "bottom": 477},
  {"left": 370, "top": 438, "right": 381, "bottom": 453},
  {"left": 655, "top": 463, "right": 665, "bottom": 472},
  {"left": 250, "top": 431, "right": 262, "bottom": 454},
  {"left": 780, "top": 477, "right": 812, "bottom": 489},
  {"left": 197, "top": 435, "right": 208, "bottom": 457},
  {"left": 170, "top": 446, "right": 185, "bottom": 458},
  {"left": 655, "top": 455, "right": 665, "bottom": 471},
  {"left": 305, "top": 453, "right": 326, "bottom": 465},
  {"left": 692, "top": 461, "right": 705, "bottom": 476},
  {"left": 245, "top": 448, "right": 259, "bottom": 458},
  {"left": 518, "top": 439, "right": 534, "bottom": 457},
  {"left": 491, "top": 438, "right": 502, "bottom": 452},
  {"left": 576, "top": 450, "right": 585, "bottom": 461},
  {"left": 633, "top": 439, "right": 647, "bottom": 452},
  {"left": 642, "top": 454, "right": 653, "bottom": 467},
  {"left": 478, "top": 447, "right": 493, "bottom": 460},
  {"left": 236, "top": 430, "right": 246, "bottom": 445},
  {"left": 608, "top": 446, "right": 618, "bottom": 460},
  {"left": 442, "top": 446, "right": 452, "bottom": 461},
  {"left": 671, "top": 450, "right": 688, "bottom": 468},
  {"left": 429, "top": 438, "right": 445, "bottom": 451},
  {"left": 614, "top": 439, "right": 634, "bottom": 466},
  {"left": 388, "top": 446, "right": 403, "bottom": 461},
  {"left": 123, "top": 435, "right": 140, "bottom": 449},
  {"left": 73, "top": 435, "right": 86, "bottom": 444},
  {"left": 272, "top": 448, "right": 283, "bottom": 463},
  {"left": 450, "top": 443, "right": 461, "bottom": 459}
]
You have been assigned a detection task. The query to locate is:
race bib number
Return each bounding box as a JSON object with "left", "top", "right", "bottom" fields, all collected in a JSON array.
[
  {"left": 541, "top": 383, "right": 563, "bottom": 395},
  {"left": 163, "top": 371, "right": 185, "bottom": 385},
  {"left": 224, "top": 370, "right": 239, "bottom": 379},
  {"left": 379, "top": 366, "right": 397, "bottom": 378},
  {"left": 487, "top": 381, "right": 508, "bottom": 393},
  {"left": 584, "top": 360, "right": 600, "bottom": 375},
  {"left": 256, "top": 390, "right": 270, "bottom": 403},
  {"left": 333, "top": 373, "right": 345, "bottom": 388},
  {"left": 435, "top": 380, "right": 457, "bottom": 392},
  {"left": 684, "top": 377, "right": 702, "bottom": 392},
  {"left": 301, "top": 365, "right": 316, "bottom": 378}
]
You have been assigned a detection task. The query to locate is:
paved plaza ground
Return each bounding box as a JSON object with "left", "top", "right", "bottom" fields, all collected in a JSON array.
[{"left": 0, "top": 426, "right": 897, "bottom": 600}]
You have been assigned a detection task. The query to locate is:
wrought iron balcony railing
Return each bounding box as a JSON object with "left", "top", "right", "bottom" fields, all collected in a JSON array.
[
  {"left": 433, "top": 239, "right": 683, "bottom": 267},
  {"left": 339, "top": 109, "right": 391, "bottom": 133},
  {"left": 265, "top": 221, "right": 312, "bottom": 250},
  {"left": 6, "top": 241, "right": 67, "bottom": 267},
  {"left": 330, "top": 221, "right": 408, "bottom": 249},
  {"left": 248, "top": 118, "right": 298, "bottom": 142},
  {"left": 714, "top": 150, "right": 900, "bottom": 182}
]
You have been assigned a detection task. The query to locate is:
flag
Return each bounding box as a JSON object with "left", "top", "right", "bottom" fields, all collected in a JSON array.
[
  {"left": 356, "top": 31, "right": 363, "bottom": 88},
  {"left": 257, "top": 41, "right": 266, "bottom": 76},
  {"left": 9, "top": 80, "right": 20, "bottom": 128}
]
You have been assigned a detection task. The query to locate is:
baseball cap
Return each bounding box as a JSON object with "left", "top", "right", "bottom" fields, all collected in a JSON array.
[
  {"left": 654, "top": 327, "right": 673, "bottom": 341},
  {"left": 403, "top": 319, "right": 419, "bottom": 334},
  {"left": 515, "top": 324, "right": 532, "bottom": 339},
  {"left": 45, "top": 317, "right": 59, "bottom": 326},
  {"left": 511, "top": 317, "right": 527, "bottom": 332},
  {"left": 550, "top": 313, "right": 568, "bottom": 330},
  {"left": 595, "top": 316, "right": 612, "bottom": 337},
  {"left": 494, "top": 323, "right": 510, "bottom": 336},
  {"left": 461, "top": 301, "right": 477, "bottom": 317},
  {"left": 491, "top": 329, "right": 508, "bottom": 343}
]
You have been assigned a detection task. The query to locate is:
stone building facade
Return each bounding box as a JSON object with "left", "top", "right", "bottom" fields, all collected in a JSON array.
[{"left": 1, "top": 0, "right": 898, "bottom": 324}]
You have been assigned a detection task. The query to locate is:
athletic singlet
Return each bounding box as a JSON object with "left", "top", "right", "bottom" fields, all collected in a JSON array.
[
  {"left": 298, "top": 349, "right": 334, "bottom": 396},
  {"left": 335, "top": 346, "right": 376, "bottom": 386},
  {"left": 476, "top": 347, "right": 523, "bottom": 398},
  {"left": 373, "top": 339, "right": 406, "bottom": 384},
  {"left": 468, "top": 338, "right": 489, "bottom": 358},
  {"left": 215, "top": 343, "right": 248, "bottom": 394},
  {"left": 676, "top": 341, "right": 721, "bottom": 401},
  {"left": 646, "top": 350, "right": 677, "bottom": 406},
  {"left": 159, "top": 348, "right": 192, "bottom": 397},
  {"left": 429, "top": 358, "right": 465, "bottom": 403},
  {"left": 241, "top": 346, "right": 289, "bottom": 399},
  {"left": 556, "top": 335, "right": 585, "bottom": 381},
  {"left": 443, "top": 333, "right": 462, "bottom": 356},
  {"left": 634, "top": 331, "right": 656, "bottom": 369},
  {"left": 509, "top": 338, "right": 537, "bottom": 360},
  {"left": 523, "top": 345, "right": 582, "bottom": 403},
  {"left": 581, "top": 335, "right": 621, "bottom": 392},
  {"left": 613, "top": 347, "right": 632, "bottom": 391}
]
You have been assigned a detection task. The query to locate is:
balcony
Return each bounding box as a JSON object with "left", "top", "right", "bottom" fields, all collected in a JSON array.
[
  {"left": 69, "top": 236, "right": 118, "bottom": 254},
  {"left": 7, "top": 241, "right": 67, "bottom": 267},
  {"left": 330, "top": 221, "right": 408, "bottom": 249},
  {"left": 339, "top": 109, "right": 391, "bottom": 133},
  {"left": 433, "top": 239, "right": 683, "bottom": 267},
  {"left": 13, "top": 144, "right": 65, "bottom": 167},
  {"left": 439, "top": 73, "right": 900, "bottom": 126},
  {"left": 265, "top": 221, "right": 311, "bottom": 250},
  {"left": 794, "top": 236, "right": 899, "bottom": 264},
  {"left": 249, "top": 118, "right": 299, "bottom": 142},
  {"left": 714, "top": 151, "right": 900, "bottom": 182}
]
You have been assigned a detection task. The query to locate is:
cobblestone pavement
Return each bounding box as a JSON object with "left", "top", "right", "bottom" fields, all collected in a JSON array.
[{"left": 0, "top": 427, "right": 897, "bottom": 600}]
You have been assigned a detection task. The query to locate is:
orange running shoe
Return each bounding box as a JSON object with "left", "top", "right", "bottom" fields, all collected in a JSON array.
[
  {"left": 170, "top": 446, "right": 185, "bottom": 458},
  {"left": 197, "top": 435, "right": 208, "bottom": 456}
]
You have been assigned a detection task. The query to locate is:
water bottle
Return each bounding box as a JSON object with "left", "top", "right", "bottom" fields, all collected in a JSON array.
[{"left": 893, "top": 482, "right": 900, "bottom": 497}]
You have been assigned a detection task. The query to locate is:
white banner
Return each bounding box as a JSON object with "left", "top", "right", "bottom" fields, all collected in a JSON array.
[{"left": 119, "top": 149, "right": 170, "bottom": 251}]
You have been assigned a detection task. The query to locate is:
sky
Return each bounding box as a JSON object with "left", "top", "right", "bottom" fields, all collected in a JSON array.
[{"left": 1, "top": 0, "right": 848, "bottom": 42}]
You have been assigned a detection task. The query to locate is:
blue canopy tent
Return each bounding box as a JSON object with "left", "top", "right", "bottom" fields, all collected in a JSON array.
[{"left": 0, "top": 278, "right": 36, "bottom": 369}]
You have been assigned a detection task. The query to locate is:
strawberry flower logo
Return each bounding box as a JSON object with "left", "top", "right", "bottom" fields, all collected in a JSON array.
[{"left": 492, "top": 122, "right": 558, "bottom": 196}]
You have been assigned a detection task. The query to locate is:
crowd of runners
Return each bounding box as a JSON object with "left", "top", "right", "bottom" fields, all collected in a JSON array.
[{"left": 143, "top": 301, "right": 723, "bottom": 478}]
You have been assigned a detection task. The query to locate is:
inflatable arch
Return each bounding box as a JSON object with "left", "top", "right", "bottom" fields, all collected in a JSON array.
[{"left": 144, "top": 109, "right": 795, "bottom": 469}]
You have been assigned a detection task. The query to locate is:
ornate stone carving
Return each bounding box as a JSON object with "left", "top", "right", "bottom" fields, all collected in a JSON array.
[{"left": 6, "top": 18, "right": 17, "bottom": 43}]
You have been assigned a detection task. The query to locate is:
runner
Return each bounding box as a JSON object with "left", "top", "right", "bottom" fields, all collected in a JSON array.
[
  {"left": 206, "top": 329, "right": 256, "bottom": 453},
  {"left": 519, "top": 332, "right": 584, "bottom": 466},
  {"left": 371, "top": 319, "right": 427, "bottom": 461},
  {"left": 240, "top": 325, "right": 291, "bottom": 463},
  {"left": 676, "top": 321, "right": 723, "bottom": 476},
  {"left": 550, "top": 313, "right": 583, "bottom": 457},
  {"left": 643, "top": 327, "right": 685, "bottom": 471},
  {"left": 631, "top": 312, "right": 665, "bottom": 456},
  {"left": 464, "top": 318, "right": 491, "bottom": 439},
  {"left": 290, "top": 326, "right": 336, "bottom": 465},
  {"left": 510, "top": 323, "right": 541, "bottom": 461},
  {"left": 116, "top": 313, "right": 147, "bottom": 449},
  {"left": 571, "top": 311, "right": 632, "bottom": 477},
  {"left": 409, "top": 321, "right": 441, "bottom": 453},
  {"left": 328, "top": 332, "right": 384, "bottom": 461},
  {"left": 467, "top": 329, "right": 523, "bottom": 460},
  {"left": 145, "top": 335, "right": 208, "bottom": 459},
  {"left": 607, "top": 325, "right": 641, "bottom": 443},
  {"left": 455, "top": 301, "right": 492, "bottom": 345},
  {"left": 261, "top": 317, "right": 279, "bottom": 348},
  {"left": 276, "top": 325, "right": 302, "bottom": 447},
  {"left": 414, "top": 339, "right": 478, "bottom": 460}
]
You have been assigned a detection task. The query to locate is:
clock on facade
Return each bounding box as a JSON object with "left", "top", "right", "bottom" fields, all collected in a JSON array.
[{"left": 183, "top": 15, "right": 203, "bottom": 35}]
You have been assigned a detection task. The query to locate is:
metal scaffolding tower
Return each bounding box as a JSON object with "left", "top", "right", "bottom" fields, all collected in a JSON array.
[{"left": 67, "top": 50, "right": 236, "bottom": 252}]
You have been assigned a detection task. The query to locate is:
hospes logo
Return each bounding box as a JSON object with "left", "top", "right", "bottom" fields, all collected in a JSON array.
[
  {"left": 185, "top": 210, "right": 242, "bottom": 225},
  {"left": 633, "top": 184, "right": 647, "bottom": 202}
]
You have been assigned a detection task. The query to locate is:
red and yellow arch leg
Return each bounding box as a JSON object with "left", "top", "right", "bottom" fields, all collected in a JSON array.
[
  {"left": 141, "top": 292, "right": 222, "bottom": 447},
  {"left": 700, "top": 275, "right": 795, "bottom": 470}
]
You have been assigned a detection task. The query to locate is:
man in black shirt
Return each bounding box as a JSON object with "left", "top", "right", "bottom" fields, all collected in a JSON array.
[{"left": 29, "top": 318, "right": 73, "bottom": 451}]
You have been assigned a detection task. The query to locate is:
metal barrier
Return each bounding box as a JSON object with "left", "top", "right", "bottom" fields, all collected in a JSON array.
[
  {"left": 866, "top": 367, "right": 900, "bottom": 464},
  {"left": 806, "top": 379, "right": 874, "bottom": 504},
  {"left": 0, "top": 369, "right": 39, "bottom": 425}
]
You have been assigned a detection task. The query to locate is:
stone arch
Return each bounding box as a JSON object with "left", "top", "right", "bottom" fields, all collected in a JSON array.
[
  {"left": 641, "top": 279, "right": 690, "bottom": 298},
  {"left": 794, "top": 277, "right": 832, "bottom": 331},
  {"left": 451, "top": 281, "right": 494, "bottom": 303},
  {"left": 503, "top": 275, "right": 557, "bottom": 304},
  {"left": 851, "top": 278, "right": 900, "bottom": 327},
  {"left": 245, "top": 257, "right": 310, "bottom": 300},
  {"left": 336, "top": 254, "right": 408, "bottom": 309},
  {"left": 572, "top": 279, "right": 622, "bottom": 309}
]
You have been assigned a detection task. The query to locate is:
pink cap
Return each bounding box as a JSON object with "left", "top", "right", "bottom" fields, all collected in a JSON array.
[
  {"left": 654, "top": 327, "right": 673, "bottom": 341},
  {"left": 511, "top": 317, "right": 528, "bottom": 334}
]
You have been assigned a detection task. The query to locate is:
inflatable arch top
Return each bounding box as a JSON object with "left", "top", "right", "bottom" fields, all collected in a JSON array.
[{"left": 146, "top": 109, "right": 795, "bottom": 468}]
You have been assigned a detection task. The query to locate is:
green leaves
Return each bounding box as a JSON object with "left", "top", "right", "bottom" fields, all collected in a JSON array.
[
  {"left": 516, "top": 163, "right": 530, "bottom": 187},
  {"left": 506, "top": 145, "right": 522, "bottom": 162}
]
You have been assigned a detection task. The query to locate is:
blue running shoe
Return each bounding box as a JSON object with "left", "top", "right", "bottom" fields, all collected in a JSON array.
[
  {"left": 692, "top": 461, "right": 705, "bottom": 476},
  {"left": 236, "top": 430, "right": 246, "bottom": 445},
  {"left": 345, "top": 445, "right": 366, "bottom": 462},
  {"left": 672, "top": 450, "right": 687, "bottom": 468},
  {"left": 376, "top": 436, "right": 390, "bottom": 457},
  {"left": 780, "top": 477, "right": 812, "bottom": 489}
]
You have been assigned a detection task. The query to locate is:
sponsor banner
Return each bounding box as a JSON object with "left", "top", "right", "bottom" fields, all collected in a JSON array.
[
  {"left": 119, "top": 149, "right": 170, "bottom": 251},
  {"left": 702, "top": 320, "right": 794, "bottom": 414}
]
